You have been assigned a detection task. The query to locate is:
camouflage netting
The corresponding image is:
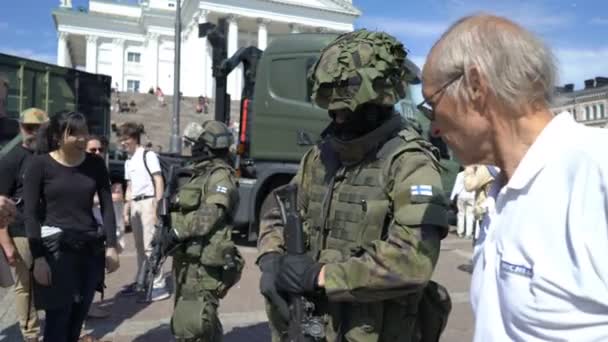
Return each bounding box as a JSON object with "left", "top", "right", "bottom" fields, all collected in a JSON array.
[{"left": 309, "top": 29, "right": 412, "bottom": 112}]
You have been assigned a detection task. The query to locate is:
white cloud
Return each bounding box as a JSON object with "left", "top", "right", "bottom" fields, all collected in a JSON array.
[
  {"left": 438, "top": 0, "right": 572, "bottom": 33},
  {"left": 357, "top": 17, "right": 449, "bottom": 38},
  {"left": 555, "top": 47, "right": 608, "bottom": 88},
  {"left": 406, "top": 48, "right": 608, "bottom": 91},
  {"left": 590, "top": 17, "right": 608, "bottom": 25},
  {"left": 0, "top": 48, "right": 56, "bottom": 65}
]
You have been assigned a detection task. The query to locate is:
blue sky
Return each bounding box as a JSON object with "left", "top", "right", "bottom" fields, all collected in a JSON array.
[{"left": 1, "top": 0, "right": 607, "bottom": 92}]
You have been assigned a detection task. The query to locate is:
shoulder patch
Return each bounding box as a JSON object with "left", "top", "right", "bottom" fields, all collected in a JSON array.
[
  {"left": 410, "top": 185, "right": 433, "bottom": 197},
  {"left": 215, "top": 185, "right": 229, "bottom": 194}
]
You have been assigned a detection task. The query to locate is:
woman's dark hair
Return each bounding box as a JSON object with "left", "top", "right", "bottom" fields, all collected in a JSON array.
[
  {"left": 86, "top": 134, "right": 108, "bottom": 148},
  {"left": 36, "top": 111, "right": 88, "bottom": 154},
  {"left": 117, "top": 122, "right": 145, "bottom": 144}
]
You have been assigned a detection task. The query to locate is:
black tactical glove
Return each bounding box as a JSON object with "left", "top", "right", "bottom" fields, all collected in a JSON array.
[
  {"left": 258, "top": 252, "right": 290, "bottom": 321},
  {"left": 275, "top": 254, "right": 323, "bottom": 295}
]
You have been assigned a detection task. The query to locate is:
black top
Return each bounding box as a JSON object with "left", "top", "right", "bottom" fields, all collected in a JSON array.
[
  {"left": 24, "top": 153, "right": 117, "bottom": 258},
  {"left": 0, "top": 144, "right": 33, "bottom": 237}
]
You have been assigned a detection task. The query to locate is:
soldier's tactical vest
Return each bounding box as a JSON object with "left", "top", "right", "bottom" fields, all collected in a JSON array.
[
  {"left": 171, "top": 160, "right": 235, "bottom": 236},
  {"left": 171, "top": 159, "right": 243, "bottom": 300},
  {"left": 302, "top": 128, "right": 439, "bottom": 342}
]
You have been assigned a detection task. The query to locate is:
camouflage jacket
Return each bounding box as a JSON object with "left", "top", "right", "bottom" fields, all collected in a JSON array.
[{"left": 258, "top": 123, "right": 449, "bottom": 341}]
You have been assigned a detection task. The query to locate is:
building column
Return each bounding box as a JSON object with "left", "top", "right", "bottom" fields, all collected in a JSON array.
[
  {"left": 85, "top": 35, "right": 98, "bottom": 73},
  {"left": 57, "top": 32, "right": 69, "bottom": 67},
  {"left": 113, "top": 38, "right": 125, "bottom": 91},
  {"left": 196, "top": 9, "right": 210, "bottom": 97},
  {"left": 227, "top": 15, "right": 241, "bottom": 99},
  {"left": 145, "top": 33, "right": 159, "bottom": 91},
  {"left": 180, "top": 26, "right": 191, "bottom": 95},
  {"left": 257, "top": 18, "right": 269, "bottom": 50}
]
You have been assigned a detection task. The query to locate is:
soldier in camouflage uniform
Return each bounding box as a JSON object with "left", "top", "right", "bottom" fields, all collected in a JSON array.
[
  {"left": 167, "top": 120, "right": 244, "bottom": 342},
  {"left": 257, "top": 29, "right": 450, "bottom": 342}
]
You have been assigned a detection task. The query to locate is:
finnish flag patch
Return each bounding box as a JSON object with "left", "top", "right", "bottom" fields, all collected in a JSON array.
[
  {"left": 215, "top": 185, "right": 228, "bottom": 194},
  {"left": 410, "top": 185, "right": 433, "bottom": 197}
]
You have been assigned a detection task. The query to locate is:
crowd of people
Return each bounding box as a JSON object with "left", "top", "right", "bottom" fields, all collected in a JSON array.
[
  {"left": 0, "top": 106, "right": 173, "bottom": 341},
  {"left": 1, "top": 12, "right": 608, "bottom": 342}
]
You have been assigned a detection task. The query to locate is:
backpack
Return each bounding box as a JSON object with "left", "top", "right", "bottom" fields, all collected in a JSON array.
[{"left": 142, "top": 150, "right": 191, "bottom": 193}]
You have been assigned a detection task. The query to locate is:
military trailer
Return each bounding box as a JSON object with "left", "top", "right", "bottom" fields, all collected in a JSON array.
[{"left": 0, "top": 53, "right": 116, "bottom": 177}]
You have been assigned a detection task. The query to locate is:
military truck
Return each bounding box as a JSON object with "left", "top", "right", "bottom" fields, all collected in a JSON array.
[
  {"left": 200, "top": 21, "right": 459, "bottom": 241},
  {"left": 0, "top": 53, "right": 114, "bottom": 176}
]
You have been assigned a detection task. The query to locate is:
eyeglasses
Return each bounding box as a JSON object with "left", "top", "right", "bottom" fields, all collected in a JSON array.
[
  {"left": 88, "top": 148, "right": 105, "bottom": 154},
  {"left": 417, "top": 73, "right": 463, "bottom": 121}
]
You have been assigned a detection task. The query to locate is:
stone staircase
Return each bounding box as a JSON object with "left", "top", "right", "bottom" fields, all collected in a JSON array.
[{"left": 109, "top": 92, "right": 241, "bottom": 152}]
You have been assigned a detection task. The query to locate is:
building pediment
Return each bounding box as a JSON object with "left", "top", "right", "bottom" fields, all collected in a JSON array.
[
  {"left": 53, "top": 9, "right": 144, "bottom": 38},
  {"left": 260, "top": 0, "right": 360, "bottom": 15}
]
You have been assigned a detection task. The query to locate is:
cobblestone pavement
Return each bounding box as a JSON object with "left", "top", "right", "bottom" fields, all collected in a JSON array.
[{"left": 0, "top": 231, "right": 474, "bottom": 341}]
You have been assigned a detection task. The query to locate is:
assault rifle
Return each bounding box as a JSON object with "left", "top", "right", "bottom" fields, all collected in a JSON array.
[
  {"left": 274, "top": 184, "right": 325, "bottom": 342},
  {"left": 137, "top": 163, "right": 182, "bottom": 302},
  {"left": 137, "top": 154, "right": 214, "bottom": 302}
]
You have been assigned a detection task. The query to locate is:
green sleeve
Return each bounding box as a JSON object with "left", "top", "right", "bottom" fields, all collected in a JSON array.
[
  {"left": 256, "top": 147, "right": 317, "bottom": 263},
  {"left": 204, "top": 168, "right": 238, "bottom": 214},
  {"left": 324, "top": 151, "right": 448, "bottom": 302}
]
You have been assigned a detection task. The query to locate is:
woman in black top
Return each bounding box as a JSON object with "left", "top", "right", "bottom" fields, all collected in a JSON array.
[{"left": 23, "top": 111, "right": 120, "bottom": 342}]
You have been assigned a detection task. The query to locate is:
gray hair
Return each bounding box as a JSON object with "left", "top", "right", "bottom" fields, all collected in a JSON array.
[{"left": 428, "top": 14, "right": 557, "bottom": 110}]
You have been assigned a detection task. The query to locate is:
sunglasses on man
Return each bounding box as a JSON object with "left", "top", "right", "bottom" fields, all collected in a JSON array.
[
  {"left": 88, "top": 147, "right": 105, "bottom": 154},
  {"left": 21, "top": 123, "right": 41, "bottom": 133}
]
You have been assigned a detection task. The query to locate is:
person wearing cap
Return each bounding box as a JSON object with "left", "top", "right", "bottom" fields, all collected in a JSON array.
[
  {"left": 164, "top": 120, "right": 243, "bottom": 341},
  {"left": 0, "top": 107, "right": 48, "bottom": 341}
]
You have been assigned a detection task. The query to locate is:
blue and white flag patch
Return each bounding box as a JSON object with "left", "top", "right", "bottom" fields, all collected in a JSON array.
[
  {"left": 410, "top": 185, "right": 433, "bottom": 197},
  {"left": 215, "top": 185, "right": 228, "bottom": 194}
]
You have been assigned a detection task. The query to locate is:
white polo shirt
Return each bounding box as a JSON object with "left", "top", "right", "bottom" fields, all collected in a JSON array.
[
  {"left": 124, "top": 146, "right": 161, "bottom": 197},
  {"left": 471, "top": 112, "right": 608, "bottom": 341}
]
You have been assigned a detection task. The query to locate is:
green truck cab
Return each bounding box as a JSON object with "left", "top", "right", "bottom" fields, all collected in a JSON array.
[
  {"left": 208, "top": 32, "right": 459, "bottom": 240},
  {"left": 0, "top": 53, "right": 114, "bottom": 176}
]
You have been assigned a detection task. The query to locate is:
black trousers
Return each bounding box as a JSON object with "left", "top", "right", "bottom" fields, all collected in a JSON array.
[{"left": 36, "top": 249, "right": 104, "bottom": 342}]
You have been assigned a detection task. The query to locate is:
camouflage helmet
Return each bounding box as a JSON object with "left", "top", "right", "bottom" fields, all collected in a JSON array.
[
  {"left": 183, "top": 120, "right": 233, "bottom": 149},
  {"left": 309, "top": 29, "right": 412, "bottom": 112}
]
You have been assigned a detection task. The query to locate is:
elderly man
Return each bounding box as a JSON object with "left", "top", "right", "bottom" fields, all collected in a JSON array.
[{"left": 420, "top": 14, "right": 608, "bottom": 341}]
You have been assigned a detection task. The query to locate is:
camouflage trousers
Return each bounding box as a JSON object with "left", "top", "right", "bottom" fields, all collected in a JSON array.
[
  {"left": 265, "top": 298, "right": 420, "bottom": 342},
  {"left": 171, "top": 259, "right": 223, "bottom": 342},
  {"left": 171, "top": 287, "right": 222, "bottom": 341}
]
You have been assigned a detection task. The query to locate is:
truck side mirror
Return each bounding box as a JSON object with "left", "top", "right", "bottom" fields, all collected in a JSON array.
[{"left": 297, "top": 130, "right": 314, "bottom": 146}]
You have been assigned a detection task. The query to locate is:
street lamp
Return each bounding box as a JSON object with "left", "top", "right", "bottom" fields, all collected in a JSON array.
[{"left": 170, "top": 0, "right": 182, "bottom": 154}]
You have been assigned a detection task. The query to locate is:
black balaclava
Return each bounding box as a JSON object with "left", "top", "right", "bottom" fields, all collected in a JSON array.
[{"left": 328, "top": 103, "right": 394, "bottom": 141}]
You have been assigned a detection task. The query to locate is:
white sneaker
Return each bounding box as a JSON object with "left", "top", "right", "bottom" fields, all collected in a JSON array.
[{"left": 150, "top": 287, "right": 170, "bottom": 302}]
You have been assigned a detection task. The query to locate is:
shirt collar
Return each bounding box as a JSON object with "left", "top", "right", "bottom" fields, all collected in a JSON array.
[
  {"left": 128, "top": 146, "right": 145, "bottom": 160},
  {"left": 505, "top": 112, "right": 576, "bottom": 190}
]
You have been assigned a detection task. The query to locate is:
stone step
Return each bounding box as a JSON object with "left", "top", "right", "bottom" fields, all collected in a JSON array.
[{"left": 109, "top": 92, "right": 241, "bottom": 152}]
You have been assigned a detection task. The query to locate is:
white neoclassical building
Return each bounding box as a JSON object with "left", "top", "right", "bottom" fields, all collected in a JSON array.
[
  {"left": 552, "top": 77, "right": 608, "bottom": 128},
  {"left": 53, "top": 0, "right": 360, "bottom": 98}
]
